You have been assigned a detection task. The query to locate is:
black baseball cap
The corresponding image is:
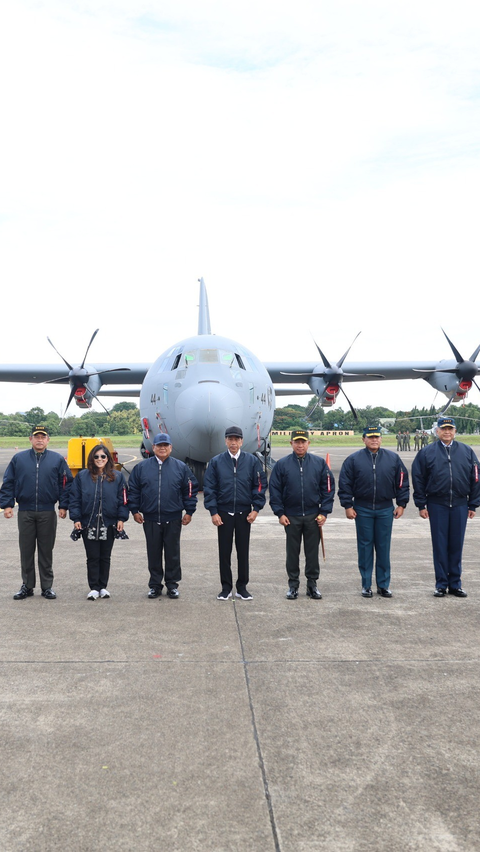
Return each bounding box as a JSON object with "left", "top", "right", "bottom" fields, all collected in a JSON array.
[
  {"left": 291, "top": 429, "right": 309, "bottom": 441},
  {"left": 31, "top": 426, "right": 49, "bottom": 437},
  {"left": 225, "top": 426, "right": 243, "bottom": 438},
  {"left": 363, "top": 425, "right": 382, "bottom": 438}
]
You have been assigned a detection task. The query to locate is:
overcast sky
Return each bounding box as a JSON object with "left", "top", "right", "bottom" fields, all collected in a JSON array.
[{"left": 1, "top": 1, "right": 480, "bottom": 417}]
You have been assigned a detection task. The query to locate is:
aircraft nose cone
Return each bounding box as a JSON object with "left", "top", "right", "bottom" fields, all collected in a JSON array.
[{"left": 175, "top": 383, "right": 243, "bottom": 461}]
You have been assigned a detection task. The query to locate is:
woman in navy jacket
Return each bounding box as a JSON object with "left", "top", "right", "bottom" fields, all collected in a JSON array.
[{"left": 69, "top": 445, "right": 128, "bottom": 600}]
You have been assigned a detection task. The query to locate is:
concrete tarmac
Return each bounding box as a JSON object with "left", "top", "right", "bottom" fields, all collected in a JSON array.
[{"left": 1, "top": 446, "right": 479, "bottom": 852}]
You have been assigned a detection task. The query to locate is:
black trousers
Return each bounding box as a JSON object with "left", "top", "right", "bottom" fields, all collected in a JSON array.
[
  {"left": 285, "top": 514, "right": 320, "bottom": 588},
  {"left": 18, "top": 510, "right": 57, "bottom": 591},
  {"left": 82, "top": 526, "right": 115, "bottom": 591},
  {"left": 427, "top": 502, "right": 469, "bottom": 591},
  {"left": 217, "top": 512, "right": 251, "bottom": 592},
  {"left": 143, "top": 519, "right": 182, "bottom": 590}
]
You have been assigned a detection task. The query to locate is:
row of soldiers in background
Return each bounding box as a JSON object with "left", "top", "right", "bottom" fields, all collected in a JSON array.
[{"left": 396, "top": 430, "right": 430, "bottom": 451}]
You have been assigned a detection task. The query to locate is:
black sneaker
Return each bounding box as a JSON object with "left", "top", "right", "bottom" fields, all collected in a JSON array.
[
  {"left": 217, "top": 589, "right": 233, "bottom": 600},
  {"left": 306, "top": 585, "right": 322, "bottom": 600},
  {"left": 448, "top": 588, "right": 468, "bottom": 598},
  {"left": 148, "top": 588, "right": 162, "bottom": 599},
  {"left": 433, "top": 588, "right": 446, "bottom": 597},
  {"left": 166, "top": 588, "right": 179, "bottom": 599},
  {"left": 41, "top": 589, "right": 57, "bottom": 600},
  {"left": 13, "top": 584, "right": 34, "bottom": 600},
  {"left": 361, "top": 587, "right": 373, "bottom": 598},
  {"left": 286, "top": 587, "right": 299, "bottom": 600},
  {"left": 235, "top": 588, "right": 253, "bottom": 600}
]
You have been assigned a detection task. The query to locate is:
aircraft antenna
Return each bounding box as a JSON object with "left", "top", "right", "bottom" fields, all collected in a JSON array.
[{"left": 197, "top": 278, "right": 211, "bottom": 335}]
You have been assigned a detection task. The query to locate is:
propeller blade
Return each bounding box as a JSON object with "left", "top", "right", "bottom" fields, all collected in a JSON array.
[
  {"left": 306, "top": 399, "right": 321, "bottom": 419},
  {"left": 81, "top": 367, "right": 131, "bottom": 379},
  {"left": 31, "top": 374, "right": 72, "bottom": 386},
  {"left": 314, "top": 342, "right": 332, "bottom": 371},
  {"left": 336, "top": 332, "right": 361, "bottom": 369},
  {"left": 469, "top": 344, "right": 480, "bottom": 363},
  {"left": 280, "top": 371, "right": 323, "bottom": 377},
  {"left": 412, "top": 367, "right": 458, "bottom": 374},
  {"left": 86, "top": 390, "right": 110, "bottom": 415},
  {"left": 441, "top": 328, "right": 463, "bottom": 364},
  {"left": 64, "top": 386, "right": 78, "bottom": 415},
  {"left": 438, "top": 393, "right": 456, "bottom": 415},
  {"left": 341, "top": 372, "right": 385, "bottom": 379},
  {"left": 80, "top": 329, "right": 100, "bottom": 369},
  {"left": 47, "top": 337, "right": 73, "bottom": 371},
  {"left": 339, "top": 385, "right": 358, "bottom": 420}
]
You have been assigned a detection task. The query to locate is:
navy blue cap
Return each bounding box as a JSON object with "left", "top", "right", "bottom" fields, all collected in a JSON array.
[
  {"left": 363, "top": 425, "right": 382, "bottom": 438},
  {"left": 437, "top": 417, "right": 456, "bottom": 428},
  {"left": 153, "top": 433, "right": 172, "bottom": 445}
]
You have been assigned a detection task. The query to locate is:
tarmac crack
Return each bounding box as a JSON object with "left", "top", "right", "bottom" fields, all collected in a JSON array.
[{"left": 233, "top": 600, "right": 282, "bottom": 852}]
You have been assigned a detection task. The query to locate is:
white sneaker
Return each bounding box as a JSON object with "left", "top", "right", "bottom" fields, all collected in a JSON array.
[
  {"left": 99, "top": 589, "right": 110, "bottom": 598},
  {"left": 87, "top": 590, "right": 100, "bottom": 600}
]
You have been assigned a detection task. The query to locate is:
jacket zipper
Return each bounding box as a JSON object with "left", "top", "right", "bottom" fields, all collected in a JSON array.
[
  {"left": 372, "top": 453, "right": 377, "bottom": 510},
  {"left": 233, "top": 457, "right": 237, "bottom": 513},
  {"left": 299, "top": 457, "right": 305, "bottom": 515},
  {"left": 157, "top": 463, "right": 162, "bottom": 523},
  {"left": 35, "top": 453, "right": 42, "bottom": 511},
  {"left": 446, "top": 446, "right": 453, "bottom": 507}
]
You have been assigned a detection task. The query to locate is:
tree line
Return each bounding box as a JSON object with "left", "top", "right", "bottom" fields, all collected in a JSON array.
[
  {"left": 2, "top": 398, "right": 480, "bottom": 437},
  {"left": 0, "top": 403, "right": 141, "bottom": 437},
  {"left": 272, "top": 399, "right": 480, "bottom": 434}
]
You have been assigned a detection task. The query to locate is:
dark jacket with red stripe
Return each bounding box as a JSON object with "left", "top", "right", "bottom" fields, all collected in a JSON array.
[
  {"left": 412, "top": 440, "right": 480, "bottom": 510},
  {"left": 338, "top": 447, "right": 409, "bottom": 510},
  {"left": 269, "top": 452, "right": 335, "bottom": 518},
  {"left": 0, "top": 448, "right": 73, "bottom": 512},
  {"left": 69, "top": 469, "right": 129, "bottom": 527},
  {"left": 203, "top": 451, "right": 267, "bottom": 516},
  {"left": 128, "top": 456, "right": 198, "bottom": 522}
]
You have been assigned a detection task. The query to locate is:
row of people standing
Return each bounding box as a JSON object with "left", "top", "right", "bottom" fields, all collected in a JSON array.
[{"left": 1, "top": 419, "right": 479, "bottom": 601}]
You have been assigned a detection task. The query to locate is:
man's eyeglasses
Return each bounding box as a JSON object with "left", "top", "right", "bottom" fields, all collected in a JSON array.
[{"left": 94, "top": 454, "right": 108, "bottom": 460}]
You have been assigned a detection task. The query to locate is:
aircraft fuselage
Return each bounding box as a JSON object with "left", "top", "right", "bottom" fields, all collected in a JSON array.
[{"left": 139, "top": 333, "right": 274, "bottom": 464}]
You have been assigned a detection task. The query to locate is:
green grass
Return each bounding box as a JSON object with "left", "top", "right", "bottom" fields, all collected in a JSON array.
[
  {"left": 3, "top": 433, "right": 480, "bottom": 450},
  {"left": 0, "top": 434, "right": 144, "bottom": 449}
]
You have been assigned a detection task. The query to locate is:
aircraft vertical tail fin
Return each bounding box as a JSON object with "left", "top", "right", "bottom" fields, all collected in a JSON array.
[{"left": 197, "top": 278, "right": 211, "bottom": 335}]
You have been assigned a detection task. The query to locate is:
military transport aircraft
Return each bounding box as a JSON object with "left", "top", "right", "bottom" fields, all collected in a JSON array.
[{"left": 0, "top": 279, "right": 479, "bottom": 486}]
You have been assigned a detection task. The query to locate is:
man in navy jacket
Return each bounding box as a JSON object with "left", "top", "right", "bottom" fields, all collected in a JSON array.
[
  {"left": 128, "top": 433, "right": 198, "bottom": 599},
  {"left": 203, "top": 426, "right": 267, "bottom": 601},
  {"left": 338, "top": 425, "right": 409, "bottom": 598},
  {"left": 412, "top": 416, "right": 480, "bottom": 597},
  {"left": 0, "top": 426, "right": 73, "bottom": 600},
  {"left": 269, "top": 429, "right": 334, "bottom": 599}
]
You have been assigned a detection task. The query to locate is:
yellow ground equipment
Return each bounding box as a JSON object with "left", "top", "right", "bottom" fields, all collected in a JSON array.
[{"left": 67, "top": 437, "right": 121, "bottom": 477}]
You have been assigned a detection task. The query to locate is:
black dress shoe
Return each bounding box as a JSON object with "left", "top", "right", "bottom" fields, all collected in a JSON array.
[
  {"left": 361, "top": 587, "right": 373, "bottom": 598},
  {"left": 285, "top": 587, "right": 299, "bottom": 600},
  {"left": 448, "top": 588, "right": 468, "bottom": 598},
  {"left": 306, "top": 585, "right": 322, "bottom": 599},
  {"left": 166, "top": 588, "right": 179, "bottom": 599},
  {"left": 41, "top": 589, "right": 56, "bottom": 599},
  {"left": 13, "top": 584, "right": 34, "bottom": 600},
  {"left": 433, "top": 588, "right": 446, "bottom": 597},
  {"left": 377, "top": 588, "right": 393, "bottom": 598},
  {"left": 148, "top": 588, "right": 162, "bottom": 599}
]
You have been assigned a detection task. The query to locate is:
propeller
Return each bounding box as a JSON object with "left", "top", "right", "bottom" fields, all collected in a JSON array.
[
  {"left": 414, "top": 329, "right": 480, "bottom": 414},
  {"left": 281, "top": 333, "right": 385, "bottom": 420},
  {"left": 42, "top": 329, "right": 130, "bottom": 414}
]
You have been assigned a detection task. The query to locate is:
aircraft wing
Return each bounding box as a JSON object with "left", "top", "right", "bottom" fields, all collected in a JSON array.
[
  {"left": 0, "top": 364, "right": 151, "bottom": 384},
  {"left": 264, "top": 361, "right": 439, "bottom": 384}
]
